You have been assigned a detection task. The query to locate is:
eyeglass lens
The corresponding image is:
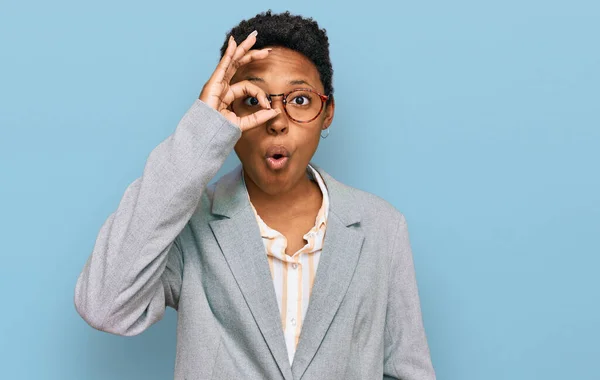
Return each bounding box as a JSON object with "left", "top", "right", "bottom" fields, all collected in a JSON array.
[{"left": 232, "top": 89, "right": 323, "bottom": 122}]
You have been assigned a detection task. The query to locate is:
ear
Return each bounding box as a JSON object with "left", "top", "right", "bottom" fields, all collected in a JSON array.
[{"left": 322, "top": 95, "right": 335, "bottom": 130}]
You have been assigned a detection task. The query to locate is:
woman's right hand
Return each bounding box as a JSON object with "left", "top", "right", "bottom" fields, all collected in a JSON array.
[{"left": 198, "top": 30, "right": 280, "bottom": 131}]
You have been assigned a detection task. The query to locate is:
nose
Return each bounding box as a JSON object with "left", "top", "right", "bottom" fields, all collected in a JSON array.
[{"left": 266, "top": 94, "right": 288, "bottom": 135}]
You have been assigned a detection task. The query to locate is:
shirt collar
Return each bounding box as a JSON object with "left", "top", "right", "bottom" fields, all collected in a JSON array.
[{"left": 307, "top": 164, "right": 329, "bottom": 230}]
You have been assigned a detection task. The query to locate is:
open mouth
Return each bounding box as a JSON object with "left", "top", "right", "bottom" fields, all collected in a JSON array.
[
  {"left": 265, "top": 145, "right": 291, "bottom": 170},
  {"left": 265, "top": 145, "right": 291, "bottom": 159}
]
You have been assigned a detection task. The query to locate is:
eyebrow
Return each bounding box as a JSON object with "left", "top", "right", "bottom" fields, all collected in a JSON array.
[{"left": 245, "top": 76, "right": 314, "bottom": 88}]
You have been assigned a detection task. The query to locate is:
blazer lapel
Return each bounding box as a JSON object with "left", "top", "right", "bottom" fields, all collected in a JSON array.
[
  {"left": 208, "top": 165, "right": 293, "bottom": 380},
  {"left": 291, "top": 163, "right": 365, "bottom": 379}
]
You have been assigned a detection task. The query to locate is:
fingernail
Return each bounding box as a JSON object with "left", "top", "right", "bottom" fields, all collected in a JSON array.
[
  {"left": 249, "top": 30, "right": 258, "bottom": 38},
  {"left": 229, "top": 35, "right": 234, "bottom": 43},
  {"left": 266, "top": 48, "right": 273, "bottom": 52}
]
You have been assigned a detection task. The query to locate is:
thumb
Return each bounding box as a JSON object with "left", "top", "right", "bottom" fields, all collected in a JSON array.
[{"left": 238, "top": 108, "right": 281, "bottom": 131}]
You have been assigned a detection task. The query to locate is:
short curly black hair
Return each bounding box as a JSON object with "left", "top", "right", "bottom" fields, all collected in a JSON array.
[{"left": 220, "top": 10, "right": 334, "bottom": 103}]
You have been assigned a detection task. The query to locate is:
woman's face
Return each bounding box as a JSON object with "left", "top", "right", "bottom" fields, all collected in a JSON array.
[{"left": 230, "top": 46, "right": 334, "bottom": 196}]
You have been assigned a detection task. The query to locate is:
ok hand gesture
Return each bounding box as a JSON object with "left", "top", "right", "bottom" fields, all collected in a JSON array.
[{"left": 198, "top": 30, "right": 280, "bottom": 131}]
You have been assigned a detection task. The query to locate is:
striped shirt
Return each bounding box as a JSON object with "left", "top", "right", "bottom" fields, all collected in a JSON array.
[{"left": 242, "top": 164, "right": 330, "bottom": 365}]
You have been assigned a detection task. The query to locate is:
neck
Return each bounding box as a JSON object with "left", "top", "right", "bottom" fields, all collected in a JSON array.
[{"left": 244, "top": 168, "right": 321, "bottom": 220}]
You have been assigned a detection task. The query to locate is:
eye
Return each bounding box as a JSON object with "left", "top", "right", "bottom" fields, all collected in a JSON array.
[
  {"left": 243, "top": 97, "right": 260, "bottom": 107},
  {"left": 290, "top": 95, "right": 311, "bottom": 106}
]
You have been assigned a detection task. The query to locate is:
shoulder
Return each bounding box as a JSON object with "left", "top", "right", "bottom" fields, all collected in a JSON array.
[
  {"left": 343, "top": 183, "right": 406, "bottom": 228},
  {"left": 326, "top": 177, "right": 412, "bottom": 264},
  {"left": 316, "top": 166, "right": 406, "bottom": 234}
]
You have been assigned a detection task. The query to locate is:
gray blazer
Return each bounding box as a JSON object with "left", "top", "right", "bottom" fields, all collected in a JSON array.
[{"left": 74, "top": 99, "right": 436, "bottom": 380}]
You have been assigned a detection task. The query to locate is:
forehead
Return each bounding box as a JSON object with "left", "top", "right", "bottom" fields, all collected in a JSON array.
[{"left": 232, "top": 47, "right": 324, "bottom": 91}]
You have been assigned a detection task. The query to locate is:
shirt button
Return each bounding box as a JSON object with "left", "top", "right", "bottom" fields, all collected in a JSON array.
[
  {"left": 291, "top": 263, "right": 298, "bottom": 269},
  {"left": 290, "top": 318, "right": 297, "bottom": 326}
]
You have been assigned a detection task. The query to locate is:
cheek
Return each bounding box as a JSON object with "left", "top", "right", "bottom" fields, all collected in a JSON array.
[
  {"left": 233, "top": 134, "right": 257, "bottom": 161},
  {"left": 296, "top": 126, "right": 322, "bottom": 154}
]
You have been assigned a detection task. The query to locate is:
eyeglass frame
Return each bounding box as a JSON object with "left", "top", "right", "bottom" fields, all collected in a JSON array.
[{"left": 232, "top": 88, "right": 330, "bottom": 124}]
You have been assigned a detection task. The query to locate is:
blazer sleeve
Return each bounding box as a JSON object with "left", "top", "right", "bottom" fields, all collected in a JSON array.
[
  {"left": 74, "top": 99, "right": 241, "bottom": 336},
  {"left": 383, "top": 214, "right": 437, "bottom": 380}
]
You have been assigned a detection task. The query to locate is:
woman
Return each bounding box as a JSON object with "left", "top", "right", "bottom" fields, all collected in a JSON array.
[{"left": 74, "top": 11, "right": 436, "bottom": 380}]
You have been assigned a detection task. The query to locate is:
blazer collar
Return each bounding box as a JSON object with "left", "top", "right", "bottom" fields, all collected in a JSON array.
[{"left": 209, "top": 162, "right": 364, "bottom": 379}]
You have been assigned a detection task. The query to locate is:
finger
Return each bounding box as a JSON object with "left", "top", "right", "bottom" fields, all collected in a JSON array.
[
  {"left": 223, "top": 30, "right": 259, "bottom": 83},
  {"left": 210, "top": 36, "right": 237, "bottom": 84},
  {"left": 238, "top": 108, "right": 282, "bottom": 131},
  {"left": 223, "top": 48, "right": 271, "bottom": 84},
  {"left": 221, "top": 48, "right": 271, "bottom": 86},
  {"left": 236, "top": 48, "right": 271, "bottom": 67},
  {"left": 232, "top": 30, "right": 258, "bottom": 62},
  {"left": 223, "top": 80, "right": 271, "bottom": 110}
]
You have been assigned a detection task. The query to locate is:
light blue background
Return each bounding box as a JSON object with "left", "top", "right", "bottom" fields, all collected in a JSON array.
[{"left": 1, "top": 0, "right": 598, "bottom": 379}]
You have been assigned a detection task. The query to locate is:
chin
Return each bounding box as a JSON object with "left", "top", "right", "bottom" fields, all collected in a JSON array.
[
  {"left": 259, "top": 169, "right": 292, "bottom": 192},
  {"left": 250, "top": 161, "right": 299, "bottom": 194}
]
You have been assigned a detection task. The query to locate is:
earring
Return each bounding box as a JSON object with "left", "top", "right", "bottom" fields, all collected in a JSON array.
[{"left": 320, "top": 128, "right": 330, "bottom": 139}]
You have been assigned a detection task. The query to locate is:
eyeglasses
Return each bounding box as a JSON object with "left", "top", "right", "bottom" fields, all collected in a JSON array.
[{"left": 231, "top": 88, "right": 330, "bottom": 124}]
